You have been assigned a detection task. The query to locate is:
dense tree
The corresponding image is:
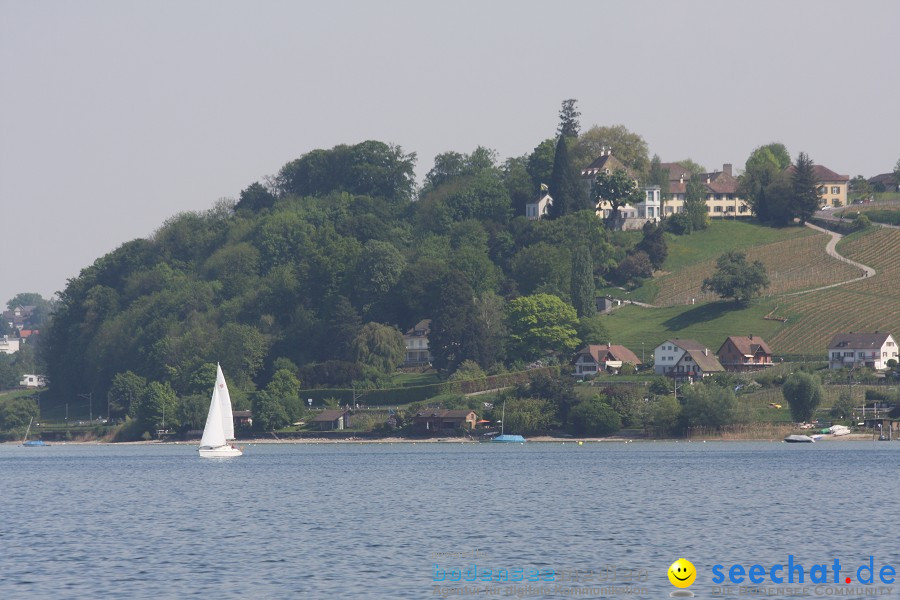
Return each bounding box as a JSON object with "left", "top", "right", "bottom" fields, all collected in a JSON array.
[
  {"left": 502, "top": 396, "right": 556, "bottom": 435},
  {"left": 894, "top": 158, "right": 900, "bottom": 187},
  {"left": 701, "top": 251, "right": 770, "bottom": 302},
  {"left": 235, "top": 182, "right": 276, "bottom": 213},
  {"left": 739, "top": 143, "right": 791, "bottom": 222},
  {"left": 557, "top": 98, "right": 581, "bottom": 138},
  {"left": 576, "top": 316, "right": 609, "bottom": 346},
  {"left": 429, "top": 272, "right": 491, "bottom": 372},
  {"left": 276, "top": 141, "right": 416, "bottom": 202},
  {"left": 679, "top": 383, "right": 743, "bottom": 431},
  {"left": 322, "top": 296, "right": 363, "bottom": 361},
  {"left": 505, "top": 293, "right": 579, "bottom": 361},
  {"left": 569, "top": 395, "right": 621, "bottom": 436},
  {"left": 510, "top": 243, "right": 571, "bottom": 298},
  {"left": 615, "top": 251, "right": 653, "bottom": 286},
  {"left": 830, "top": 390, "right": 855, "bottom": 419},
  {"left": 792, "top": 151, "right": 820, "bottom": 222},
  {"left": 647, "top": 395, "right": 682, "bottom": 436},
  {"left": 526, "top": 139, "right": 556, "bottom": 192},
  {"left": 547, "top": 134, "right": 587, "bottom": 218},
  {"left": 501, "top": 155, "right": 536, "bottom": 218},
  {"left": 135, "top": 381, "right": 178, "bottom": 433},
  {"left": 633, "top": 221, "right": 667, "bottom": 270},
  {"left": 684, "top": 174, "right": 709, "bottom": 231},
  {"left": 354, "top": 240, "right": 405, "bottom": 304},
  {"left": 570, "top": 245, "right": 595, "bottom": 318},
  {"left": 783, "top": 373, "right": 824, "bottom": 422},
  {"left": 251, "top": 390, "right": 289, "bottom": 431},
  {"left": 571, "top": 125, "right": 650, "bottom": 174},
  {"left": 110, "top": 371, "right": 148, "bottom": 420},
  {"left": 0, "top": 396, "right": 39, "bottom": 429},
  {"left": 592, "top": 168, "right": 644, "bottom": 227},
  {"left": 675, "top": 159, "right": 706, "bottom": 176},
  {"left": 352, "top": 323, "right": 404, "bottom": 374}
]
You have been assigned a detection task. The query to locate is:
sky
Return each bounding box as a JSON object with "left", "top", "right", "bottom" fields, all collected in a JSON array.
[{"left": 2, "top": 0, "right": 898, "bottom": 307}]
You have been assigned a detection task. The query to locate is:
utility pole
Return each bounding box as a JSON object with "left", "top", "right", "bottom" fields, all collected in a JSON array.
[{"left": 77, "top": 393, "right": 92, "bottom": 423}]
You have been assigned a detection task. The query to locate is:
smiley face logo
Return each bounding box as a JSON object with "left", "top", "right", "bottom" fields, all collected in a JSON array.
[{"left": 668, "top": 558, "right": 696, "bottom": 588}]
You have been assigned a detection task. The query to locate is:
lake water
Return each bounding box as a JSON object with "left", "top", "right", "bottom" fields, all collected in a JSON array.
[{"left": 1, "top": 441, "right": 898, "bottom": 599}]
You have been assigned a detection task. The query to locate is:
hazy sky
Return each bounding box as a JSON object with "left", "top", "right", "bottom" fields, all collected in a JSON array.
[{"left": 2, "top": 0, "right": 898, "bottom": 307}]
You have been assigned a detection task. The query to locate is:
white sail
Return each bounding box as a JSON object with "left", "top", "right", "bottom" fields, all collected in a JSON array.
[
  {"left": 216, "top": 364, "right": 235, "bottom": 440},
  {"left": 199, "top": 379, "right": 226, "bottom": 449}
]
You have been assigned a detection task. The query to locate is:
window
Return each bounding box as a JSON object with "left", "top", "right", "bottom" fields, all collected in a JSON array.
[
  {"left": 818, "top": 186, "right": 827, "bottom": 195},
  {"left": 739, "top": 205, "right": 748, "bottom": 213},
  {"left": 726, "top": 206, "right": 734, "bottom": 212},
  {"left": 831, "top": 186, "right": 840, "bottom": 194},
  {"left": 714, "top": 206, "right": 723, "bottom": 213}
]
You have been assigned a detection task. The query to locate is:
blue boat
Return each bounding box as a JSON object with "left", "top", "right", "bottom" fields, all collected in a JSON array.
[
  {"left": 492, "top": 434, "right": 527, "bottom": 443},
  {"left": 490, "top": 402, "right": 527, "bottom": 443},
  {"left": 21, "top": 417, "right": 50, "bottom": 447}
]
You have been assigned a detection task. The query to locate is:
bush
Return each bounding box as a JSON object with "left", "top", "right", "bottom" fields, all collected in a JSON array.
[
  {"left": 569, "top": 396, "right": 621, "bottom": 436},
  {"left": 782, "top": 373, "right": 824, "bottom": 422},
  {"left": 830, "top": 391, "right": 855, "bottom": 419},
  {"left": 679, "top": 383, "right": 742, "bottom": 430},
  {"left": 665, "top": 212, "right": 693, "bottom": 235}
]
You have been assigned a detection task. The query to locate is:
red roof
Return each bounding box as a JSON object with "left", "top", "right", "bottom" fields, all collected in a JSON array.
[{"left": 575, "top": 344, "right": 641, "bottom": 365}]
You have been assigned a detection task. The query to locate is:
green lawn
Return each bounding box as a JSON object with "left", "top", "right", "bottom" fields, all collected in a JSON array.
[
  {"left": 389, "top": 371, "right": 442, "bottom": 387},
  {"left": 662, "top": 220, "right": 812, "bottom": 273},
  {"left": 600, "top": 300, "right": 786, "bottom": 357}
]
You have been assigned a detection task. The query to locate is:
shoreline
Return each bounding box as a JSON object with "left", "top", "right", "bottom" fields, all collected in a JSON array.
[{"left": 3, "top": 433, "right": 881, "bottom": 445}]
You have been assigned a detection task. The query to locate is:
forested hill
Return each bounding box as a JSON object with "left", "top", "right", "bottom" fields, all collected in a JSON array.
[{"left": 45, "top": 138, "right": 651, "bottom": 412}]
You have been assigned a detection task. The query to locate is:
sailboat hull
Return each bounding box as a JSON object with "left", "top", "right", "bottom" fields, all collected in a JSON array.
[{"left": 198, "top": 445, "right": 243, "bottom": 458}]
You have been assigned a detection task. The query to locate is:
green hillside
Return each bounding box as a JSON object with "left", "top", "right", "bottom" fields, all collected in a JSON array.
[{"left": 602, "top": 225, "right": 899, "bottom": 357}]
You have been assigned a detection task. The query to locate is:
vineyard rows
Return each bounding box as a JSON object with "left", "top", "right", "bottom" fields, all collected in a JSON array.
[
  {"left": 768, "top": 229, "right": 900, "bottom": 354},
  {"left": 653, "top": 232, "right": 859, "bottom": 307}
]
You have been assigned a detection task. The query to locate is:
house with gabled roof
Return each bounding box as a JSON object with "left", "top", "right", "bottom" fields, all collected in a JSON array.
[
  {"left": 572, "top": 344, "right": 641, "bottom": 376},
  {"left": 653, "top": 339, "right": 724, "bottom": 380},
  {"left": 413, "top": 409, "right": 477, "bottom": 432},
  {"left": 662, "top": 163, "right": 750, "bottom": 218},
  {"left": 583, "top": 149, "right": 661, "bottom": 229},
  {"left": 787, "top": 163, "right": 849, "bottom": 208},
  {"left": 827, "top": 332, "right": 897, "bottom": 370},
  {"left": 311, "top": 409, "right": 352, "bottom": 430},
  {"left": 525, "top": 191, "right": 553, "bottom": 221},
  {"left": 717, "top": 335, "right": 774, "bottom": 372},
  {"left": 403, "top": 319, "right": 432, "bottom": 367},
  {"left": 868, "top": 173, "right": 900, "bottom": 193}
]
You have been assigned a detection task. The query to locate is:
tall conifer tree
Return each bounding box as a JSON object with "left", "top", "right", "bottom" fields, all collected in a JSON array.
[{"left": 792, "top": 152, "right": 820, "bottom": 223}]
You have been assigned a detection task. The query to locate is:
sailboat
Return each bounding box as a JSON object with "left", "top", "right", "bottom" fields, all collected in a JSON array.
[
  {"left": 198, "top": 364, "right": 242, "bottom": 458},
  {"left": 491, "top": 401, "right": 526, "bottom": 443},
  {"left": 22, "top": 416, "right": 49, "bottom": 447}
]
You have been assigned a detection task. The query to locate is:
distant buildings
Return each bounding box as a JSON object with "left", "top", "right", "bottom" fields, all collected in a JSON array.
[
  {"left": 827, "top": 332, "right": 897, "bottom": 370},
  {"left": 403, "top": 319, "right": 432, "bottom": 367},
  {"left": 653, "top": 339, "right": 724, "bottom": 380}
]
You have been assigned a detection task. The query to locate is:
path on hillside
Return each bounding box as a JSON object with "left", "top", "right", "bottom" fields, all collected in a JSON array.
[
  {"left": 607, "top": 223, "right": 877, "bottom": 310},
  {"left": 776, "top": 222, "right": 875, "bottom": 297}
]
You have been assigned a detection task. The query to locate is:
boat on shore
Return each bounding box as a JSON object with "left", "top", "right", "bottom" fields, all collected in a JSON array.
[
  {"left": 21, "top": 417, "right": 49, "bottom": 447},
  {"left": 490, "top": 401, "right": 526, "bottom": 443},
  {"left": 198, "top": 364, "right": 243, "bottom": 458},
  {"left": 784, "top": 434, "right": 815, "bottom": 443}
]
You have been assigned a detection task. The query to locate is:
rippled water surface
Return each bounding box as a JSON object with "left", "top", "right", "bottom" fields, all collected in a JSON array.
[{"left": 1, "top": 441, "right": 898, "bottom": 599}]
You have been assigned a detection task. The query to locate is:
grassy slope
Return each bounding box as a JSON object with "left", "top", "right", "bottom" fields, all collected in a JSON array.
[
  {"left": 768, "top": 227, "right": 900, "bottom": 354},
  {"left": 600, "top": 223, "right": 899, "bottom": 357}
]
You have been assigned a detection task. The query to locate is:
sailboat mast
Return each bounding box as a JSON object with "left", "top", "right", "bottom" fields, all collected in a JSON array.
[{"left": 22, "top": 416, "right": 33, "bottom": 444}]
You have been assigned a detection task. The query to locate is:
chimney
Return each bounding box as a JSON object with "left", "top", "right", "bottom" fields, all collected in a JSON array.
[
  {"left": 706, "top": 175, "right": 711, "bottom": 184},
  {"left": 723, "top": 163, "right": 733, "bottom": 176},
  {"left": 680, "top": 175, "right": 684, "bottom": 184},
  {"left": 704, "top": 348, "right": 708, "bottom": 356},
  {"left": 749, "top": 334, "right": 753, "bottom": 340}
]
